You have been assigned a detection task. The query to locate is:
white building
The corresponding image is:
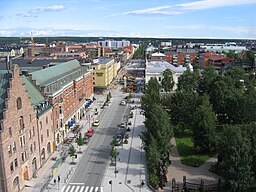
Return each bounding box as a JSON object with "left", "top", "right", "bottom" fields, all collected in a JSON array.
[
  {"left": 145, "top": 61, "right": 187, "bottom": 90},
  {"left": 200, "top": 43, "right": 247, "bottom": 53},
  {"left": 98, "top": 40, "right": 130, "bottom": 48}
]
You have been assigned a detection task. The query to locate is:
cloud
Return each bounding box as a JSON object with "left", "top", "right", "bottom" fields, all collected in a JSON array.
[
  {"left": 123, "top": 5, "right": 183, "bottom": 16},
  {"left": 15, "top": 5, "right": 65, "bottom": 18},
  {"left": 121, "top": 0, "right": 256, "bottom": 17},
  {"left": 43, "top": 5, "right": 65, "bottom": 11}
]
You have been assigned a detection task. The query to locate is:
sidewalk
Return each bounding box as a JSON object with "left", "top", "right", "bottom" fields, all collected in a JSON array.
[
  {"left": 22, "top": 94, "right": 107, "bottom": 192},
  {"left": 102, "top": 98, "right": 153, "bottom": 192}
]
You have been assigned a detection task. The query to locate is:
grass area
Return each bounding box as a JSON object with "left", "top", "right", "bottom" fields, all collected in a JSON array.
[{"left": 175, "top": 129, "right": 213, "bottom": 167}]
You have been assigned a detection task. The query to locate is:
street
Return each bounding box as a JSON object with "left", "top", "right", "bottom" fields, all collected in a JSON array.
[{"left": 62, "top": 88, "right": 130, "bottom": 191}]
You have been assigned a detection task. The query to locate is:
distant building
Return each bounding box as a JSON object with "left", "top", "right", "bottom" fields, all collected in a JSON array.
[
  {"left": 98, "top": 40, "right": 130, "bottom": 48},
  {"left": 200, "top": 43, "right": 247, "bottom": 53},
  {"left": 0, "top": 46, "right": 24, "bottom": 58},
  {"left": 90, "top": 58, "right": 119, "bottom": 88},
  {"left": 145, "top": 61, "right": 187, "bottom": 90}
]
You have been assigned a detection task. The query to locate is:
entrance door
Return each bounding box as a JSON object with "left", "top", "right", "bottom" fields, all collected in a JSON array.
[{"left": 23, "top": 166, "right": 29, "bottom": 180}]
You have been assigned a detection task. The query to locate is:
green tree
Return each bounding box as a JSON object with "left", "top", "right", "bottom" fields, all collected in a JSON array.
[
  {"left": 177, "top": 70, "right": 199, "bottom": 92},
  {"left": 170, "top": 91, "right": 200, "bottom": 130},
  {"left": 192, "top": 95, "right": 217, "bottom": 153},
  {"left": 69, "top": 145, "right": 77, "bottom": 164},
  {"left": 77, "top": 132, "right": 84, "bottom": 153},
  {"left": 218, "top": 125, "right": 252, "bottom": 191},
  {"left": 161, "top": 69, "right": 174, "bottom": 93}
]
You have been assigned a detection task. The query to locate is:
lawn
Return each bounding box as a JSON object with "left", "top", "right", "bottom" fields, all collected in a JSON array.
[{"left": 175, "top": 130, "right": 213, "bottom": 167}]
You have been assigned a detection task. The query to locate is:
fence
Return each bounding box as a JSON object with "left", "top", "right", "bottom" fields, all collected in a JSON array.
[{"left": 172, "top": 176, "right": 223, "bottom": 192}]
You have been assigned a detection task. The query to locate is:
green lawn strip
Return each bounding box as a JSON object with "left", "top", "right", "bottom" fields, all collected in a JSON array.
[{"left": 175, "top": 135, "right": 212, "bottom": 167}]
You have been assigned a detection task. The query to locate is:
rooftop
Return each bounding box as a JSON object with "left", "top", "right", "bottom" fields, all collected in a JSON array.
[
  {"left": 0, "top": 70, "right": 11, "bottom": 120},
  {"left": 146, "top": 61, "right": 187, "bottom": 74},
  {"left": 30, "top": 59, "right": 81, "bottom": 86}
]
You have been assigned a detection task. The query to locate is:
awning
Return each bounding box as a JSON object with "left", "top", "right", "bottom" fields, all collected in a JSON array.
[{"left": 68, "top": 121, "right": 72, "bottom": 128}]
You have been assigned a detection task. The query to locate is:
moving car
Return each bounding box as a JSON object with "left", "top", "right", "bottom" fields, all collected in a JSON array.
[
  {"left": 120, "top": 100, "right": 126, "bottom": 106},
  {"left": 92, "top": 120, "right": 100, "bottom": 127},
  {"left": 85, "top": 128, "right": 94, "bottom": 137}
]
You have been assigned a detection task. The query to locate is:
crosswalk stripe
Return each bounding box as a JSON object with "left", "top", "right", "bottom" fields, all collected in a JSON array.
[
  {"left": 94, "top": 187, "right": 98, "bottom": 192},
  {"left": 80, "top": 186, "right": 85, "bottom": 192},
  {"left": 70, "top": 186, "right": 75, "bottom": 192},
  {"left": 74, "top": 186, "right": 80, "bottom": 192},
  {"left": 100, "top": 187, "right": 103, "bottom": 192},
  {"left": 65, "top": 186, "right": 71, "bottom": 192},
  {"left": 84, "top": 186, "right": 89, "bottom": 192},
  {"left": 89, "top": 186, "right": 94, "bottom": 192}
]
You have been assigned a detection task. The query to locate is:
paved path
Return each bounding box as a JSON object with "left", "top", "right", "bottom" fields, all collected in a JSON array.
[{"left": 166, "top": 138, "right": 219, "bottom": 185}]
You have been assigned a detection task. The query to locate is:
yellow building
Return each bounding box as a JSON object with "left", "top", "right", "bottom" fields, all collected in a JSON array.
[{"left": 90, "top": 58, "right": 118, "bottom": 88}]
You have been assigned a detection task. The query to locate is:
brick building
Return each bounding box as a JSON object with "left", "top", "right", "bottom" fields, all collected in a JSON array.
[
  {"left": 0, "top": 65, "right": 52, "bottom": 192},
  {"left": 29, "top": 60, "right": 93, "bottom": 148}
]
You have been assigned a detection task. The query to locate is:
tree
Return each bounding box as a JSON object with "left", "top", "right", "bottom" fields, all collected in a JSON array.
[
  {"left": 77, "top": 132, "right": 84, "bottom": 153},
  {"left": 69, "top": 145, "right": 77, "bottom": 164},
  {"left": 244, "top": 122, "right": 256, "bottom": 177},
  {"left": 218, "top": 125, "right": 252, "bottom": 191},
  {"left": 161, "top": 69, "right": 174, "bottom": 93},
  {"left": 177, "top": 70, "right": 199, "bottom": 92},
  {"left": 169, "top": 90, "right": 200, "bottom": 130},
  {"left": 192, "top": 95, "right": 217, "bottom": 153},
  {"left": 110, "top": 144, "right": 119, "bottom": 177}
]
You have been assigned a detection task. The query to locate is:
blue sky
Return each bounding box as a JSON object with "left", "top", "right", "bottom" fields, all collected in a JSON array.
[{"left": 0, "top": 0, "right": 256, "bottom": 38}]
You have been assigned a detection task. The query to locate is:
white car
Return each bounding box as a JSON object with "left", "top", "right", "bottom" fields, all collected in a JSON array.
[{"left": 120, "top": 100, "right": 126, "bottom": 106}]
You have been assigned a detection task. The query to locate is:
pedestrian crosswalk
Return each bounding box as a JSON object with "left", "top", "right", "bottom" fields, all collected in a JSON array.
[{"left": 62, "top": 184, "right": 103, "bottom": 192}]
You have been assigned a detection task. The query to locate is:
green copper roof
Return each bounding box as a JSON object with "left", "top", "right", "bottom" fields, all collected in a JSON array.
[
  {"left": 0, "top": 70, "right": 11, "bottom": 120},
  {"left": 30, "top": 59, "right": 81, "bottom": 86},
  {"left": 22, "top": 76, "right": 45, "bottom": 106}
]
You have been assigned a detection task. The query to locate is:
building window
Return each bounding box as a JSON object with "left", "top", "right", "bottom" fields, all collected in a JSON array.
[
  {"left": 47, "top": 129, "right": 49, "bottom": 137},
  {"left": 23, "top": 135, "right": 25, "bottom": 145},
  {"left": 8, "top": 145, "right": 12, "bottom": 156},
  {"left": 13, "top": 142, "right": 16, "bottom": 153},
  {"left": 46, "top": 117, "right": 48, "bottom": 124},
  {"left": 9, "top": 127, "right": 12, "bottom": 137},
  {"left": 30, "top": 144, "right": 33, "bottom": 154},
  {"left": 14, "top": 158, "right": 18, "bottom": 168},
  {"left": 158, "top": 77, "right": 161, "bottom": 82},
  {"left": 19, "top": 137, "right": 23, "bottom": 147},
  {"left": 16, "top": 97, "right": 22, "bottom": 110},
  {"left": 40, "top": 121, "right": 42, "bottom": 129},
  {"left": 10, "top": 162, "right": 14, "bottom": 173},
  {"left": 59, "top": 106, "right": 62, "bottom": 114},
  {"left": 29, "top": 130, "right": 32, "bottom": 139},
  {"left": 34, "top": 141, "right": 36, "bottom": 150},
  {"left": 19, "top": 116, "right": 24, "bottom": 129},
  {"left": 21, "top": 153, "right": 24, "bottom": 163},
  {"left": 41, "top": 135, "right": 43, "bottom": 143},
  {"left": 32, "top": 127, "right": 35, "bottom": 136},
  {"left": 29, "top": 114, "right": 32, "bottom": 122}
]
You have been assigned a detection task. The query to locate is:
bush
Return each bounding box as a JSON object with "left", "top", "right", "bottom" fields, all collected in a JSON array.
[
  {"left": 128, "top": 121, "right": 132, "bottom": 125},
  {"left": 124, "top": 139, "right": 128, "bottom": 144},
  {"left": 127, "top": 127, "right": 131, "bottom": 132},
  {"left": 125, "top": 134, "right": 129, "bottom": 139},
  {"left": 149, "top": 174, "right": 160, "bottom": 189}
]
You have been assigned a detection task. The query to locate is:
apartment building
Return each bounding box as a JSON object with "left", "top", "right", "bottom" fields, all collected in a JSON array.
[
  {"left": 0, "top": 65, "right": 52, "bottom": 192},
  {"left": 90, "top": 58, "right": 118, "bottom": 88},
  {"left": 98, "top": 40, "right": 130, "bottom": 48},
  {"left": 29, "top": 60, "right": 93, "bottom": 148}
]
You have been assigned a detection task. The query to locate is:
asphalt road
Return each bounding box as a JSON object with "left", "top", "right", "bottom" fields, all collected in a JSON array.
[{"left": 67, "top": 91, "right": 129, "bottom": 189}]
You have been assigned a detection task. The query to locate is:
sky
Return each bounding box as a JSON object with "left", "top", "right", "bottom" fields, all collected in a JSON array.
[{"left": 0, "top": 0, "right": 256, "bottom": 39}]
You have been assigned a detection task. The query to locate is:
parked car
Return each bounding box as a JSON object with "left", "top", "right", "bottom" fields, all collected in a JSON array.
[
  {"left": 120, "top": 122, "right": 126, "bottom": 128},
  {"left": 92, "top": 120, "right": 100, "bottom": 127},
  {"left": 85, "top": 128, "right": 94, "bottom": 137}
]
